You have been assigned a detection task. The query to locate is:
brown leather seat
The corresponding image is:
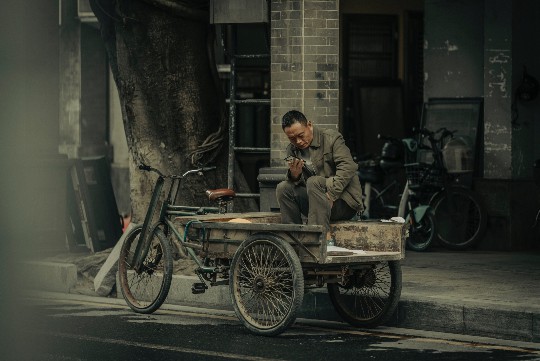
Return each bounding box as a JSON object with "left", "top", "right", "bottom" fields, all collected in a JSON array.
[{"left": 205, "top": 188, "right": 236, "bottom": 202}]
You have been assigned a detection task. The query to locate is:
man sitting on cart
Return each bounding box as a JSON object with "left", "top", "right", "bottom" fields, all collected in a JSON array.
[{"left": 276, "top": 110, "right": 363, "bottom": 242}]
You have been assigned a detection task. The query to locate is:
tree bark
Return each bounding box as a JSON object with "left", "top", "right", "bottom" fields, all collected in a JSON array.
[{"left": 89, "top": 0, "right": 257, "bottom": 221}]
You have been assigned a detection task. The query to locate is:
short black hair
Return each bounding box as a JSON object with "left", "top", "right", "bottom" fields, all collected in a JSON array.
[{"left": 282, "top": 110, "right": 308, "bottom": 129}]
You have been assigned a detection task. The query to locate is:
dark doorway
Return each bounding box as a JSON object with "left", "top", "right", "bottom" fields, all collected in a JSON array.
[{"left": 343, "top": 13, "right": 424, "bottom": 158}]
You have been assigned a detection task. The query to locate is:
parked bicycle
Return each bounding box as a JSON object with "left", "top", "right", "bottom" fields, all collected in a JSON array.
[
  {"left": 357, "top": 135, "right": 406, "bottom": 220},
  {"left": 400, "top": 127, "right": 488, "bottom": 251},
  {"left": 358, "top": 134, "right": 436, "bottom": 251},
  {"left": 117, "top": 163, "right": 235, "bottom": 313}
]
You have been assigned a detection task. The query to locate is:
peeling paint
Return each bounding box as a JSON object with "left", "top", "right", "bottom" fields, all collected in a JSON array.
[
  {"left": 487, "top": 68, "right": 509, "bottom": 95},
  {"left": 488, "top": 51, "right": 511, "bottom": 64},
  {"left": 445, "top": 40, "right": 458, "bottom": 51},
  {"left": 485, "top": 123, "right": 510, "bottom": 135},
  {"left": 484, "top": 142, "right": 511, "bottom": 151}
]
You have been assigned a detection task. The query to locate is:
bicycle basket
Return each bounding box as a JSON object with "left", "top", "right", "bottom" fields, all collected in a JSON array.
[{"left": 404, "top": 163, "right": 445, "bottom": 190}]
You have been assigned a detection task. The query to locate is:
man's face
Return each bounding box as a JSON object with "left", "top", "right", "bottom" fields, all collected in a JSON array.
[{"left": 284, "top": 121, "right": 313, "bottom": 149}]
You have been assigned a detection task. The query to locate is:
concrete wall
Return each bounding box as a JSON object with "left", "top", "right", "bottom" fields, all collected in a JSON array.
[
  {"left": 511, "top": 0, "right": 540, "bottom": 179},
  {"left": 483, "top": 0, "right": 512, "bottom": 180},
  {"left": 270, "top": 0, "right": 340, "bottom": 166}
]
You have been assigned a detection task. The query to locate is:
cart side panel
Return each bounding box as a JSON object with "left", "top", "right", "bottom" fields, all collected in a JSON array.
[
  {"left": 330, "top": 221, "right": 407, "bottom": 255},
  {"left": 173, "top": 214, "right": 324, "bottom": 263},
  {"left": 204, "top": 229, "right": 322, "bottom": 263}
]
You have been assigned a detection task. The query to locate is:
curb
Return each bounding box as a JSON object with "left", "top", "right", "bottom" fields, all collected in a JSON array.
[
  {"left": 23, "top": 261, "right": 78, "bottom": 293},
  {"left": 24, "top": 262, "right": 540, "bottom": 343}
]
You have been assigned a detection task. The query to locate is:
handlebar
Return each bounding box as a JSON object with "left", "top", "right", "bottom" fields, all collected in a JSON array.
[
  {"left": 138, "top": 163, "right": 216, "bottom": 179},
  {"left": 377, "top": 133, "right": 401, "bottom": 142},
  {"left": 415, "top": 127, "right": 456, "bottom": 142}
]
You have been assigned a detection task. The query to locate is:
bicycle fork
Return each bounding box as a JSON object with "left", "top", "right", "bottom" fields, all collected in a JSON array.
[
  {"left": 398, "top": 181, "right": 431, "bottom": 226},
  {"left": 133, "top": 176, "right": 166, "bottom": 272}
]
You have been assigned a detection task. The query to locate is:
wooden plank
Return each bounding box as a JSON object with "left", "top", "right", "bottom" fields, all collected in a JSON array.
[
  {"left": 325, "top": 251, "right": 403, "bottom": 264},
  {"left": 174, "top": 212, "right": 281, "bottom": 224}
]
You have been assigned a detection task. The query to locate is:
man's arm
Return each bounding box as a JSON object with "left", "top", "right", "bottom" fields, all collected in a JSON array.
[{"left": 325, "top": 133, "right": 358, "bottom": 201}]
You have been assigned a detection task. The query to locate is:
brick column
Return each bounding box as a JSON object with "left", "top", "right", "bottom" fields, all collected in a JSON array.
[{"left": 270, "top": 0, "right": 339, "bottom": 166}]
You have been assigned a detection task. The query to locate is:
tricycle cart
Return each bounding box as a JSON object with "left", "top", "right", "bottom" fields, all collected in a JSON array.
[{"left": 118, "top": 210, "right": 407, "bottom": 336}]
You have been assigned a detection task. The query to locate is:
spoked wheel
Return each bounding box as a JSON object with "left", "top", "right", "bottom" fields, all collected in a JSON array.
[
  {"left": 229, "top": 234, "right": 304, "bottom": 336},
  {"left": 327, "top": 261, "right": 402, "bottom": 328},
  {"left": 406, "top": 211, "right": 436, "bottom": 251},
  {"left": 431, "top": 186, "right": 487, "bottom": 250},
  {"left": 118, "top": 223, "right": 173, "bottom": 314}
]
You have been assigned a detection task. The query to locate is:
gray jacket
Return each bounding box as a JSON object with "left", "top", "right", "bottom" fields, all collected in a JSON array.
[{"left": 286, "top": 126, "right": 363, "bottom": 212}]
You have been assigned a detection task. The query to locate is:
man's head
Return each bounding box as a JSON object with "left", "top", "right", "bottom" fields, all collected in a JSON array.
[{"left": 282, "top": 110, "right": 313, "bottom": 150}]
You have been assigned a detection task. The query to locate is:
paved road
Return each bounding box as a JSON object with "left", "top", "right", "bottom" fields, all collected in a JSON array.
[{"left": 7, "top": 293, "right": 540, "bottom": 361}]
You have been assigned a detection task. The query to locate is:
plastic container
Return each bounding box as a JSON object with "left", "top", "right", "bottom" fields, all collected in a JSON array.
[{"left": 442, "top": 137, "right": 474, "bottom": 174}]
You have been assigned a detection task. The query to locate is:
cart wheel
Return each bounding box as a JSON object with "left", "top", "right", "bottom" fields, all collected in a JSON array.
[
  {"left": 229, "top": 234, "right": 304, "bottom": 336},
  {"left": 327, "top": 260, "right": 401, "bottom": 328},
  {"left": 118, "top": 223, "right": 173, "bottom": 314}
]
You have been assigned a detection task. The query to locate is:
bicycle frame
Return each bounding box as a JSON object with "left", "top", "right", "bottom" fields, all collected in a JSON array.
[{"left": 132, "top": 166, "right": 220, "bottom": 272}]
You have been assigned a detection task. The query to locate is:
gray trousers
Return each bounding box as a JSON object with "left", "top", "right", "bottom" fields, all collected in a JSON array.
[{"left": 275, "top": 176, "right": 356, "bottom": 234}]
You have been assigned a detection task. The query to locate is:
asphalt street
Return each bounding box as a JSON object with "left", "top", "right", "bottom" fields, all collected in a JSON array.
[{"left": 8, "top": 293, "right": 540, "bottom": 361}]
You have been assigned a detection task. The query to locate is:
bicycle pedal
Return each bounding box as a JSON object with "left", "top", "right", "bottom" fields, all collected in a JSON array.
[{"left": 191, "top": 282, "right": 207, "bottom": 294}]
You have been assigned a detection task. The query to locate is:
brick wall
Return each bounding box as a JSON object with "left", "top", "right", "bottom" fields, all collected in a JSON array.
[{"left": 270, "top": 0, "right": 339, "bottom": 166}]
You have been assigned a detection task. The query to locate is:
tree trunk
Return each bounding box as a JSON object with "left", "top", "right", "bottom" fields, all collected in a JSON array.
[{"left": 90, "top": 0, "right": 255, "bottom": 221}]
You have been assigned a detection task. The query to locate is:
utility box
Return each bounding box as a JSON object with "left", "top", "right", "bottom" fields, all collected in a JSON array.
[
  {"left": 210, "top": 0, "right": 268, "bottom": 23},
  {"left": 257, "top": 167, "right": 286, "bottom": 212}
]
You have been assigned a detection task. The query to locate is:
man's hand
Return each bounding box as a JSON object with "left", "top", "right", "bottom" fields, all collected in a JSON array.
[{"left": 287, "top": 157, "right": 304, "bottom": 180}]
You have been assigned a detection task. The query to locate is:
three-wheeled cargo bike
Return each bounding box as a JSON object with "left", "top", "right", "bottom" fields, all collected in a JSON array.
[{"left": 118, "top": 210, "right": 407, "bottom": 336}]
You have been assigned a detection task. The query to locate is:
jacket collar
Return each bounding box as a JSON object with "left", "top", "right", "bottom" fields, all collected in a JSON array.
[{"left": 309, "top": 125, "right": 321, "bottom": 149}]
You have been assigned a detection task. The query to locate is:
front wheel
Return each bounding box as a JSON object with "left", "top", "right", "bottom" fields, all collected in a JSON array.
[
  {"left": 406, "top": 211, "right": 436, "bottom": 252},
  {"left": 328, "top": 261, "right": 402, "bottom": 328},
  {"left": 229, "top": 234, "right": 304, "bottom": 336},
  {"left": 118, "top": 223, "right": 173, "bottom": 314},
  {"left": 431, "top": 187, "right": 487, "bottom": 250}
]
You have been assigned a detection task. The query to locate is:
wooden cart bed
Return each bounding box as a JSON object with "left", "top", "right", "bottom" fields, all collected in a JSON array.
[{"left": 173, "top": 212, "right": 407, "bottom": 264}]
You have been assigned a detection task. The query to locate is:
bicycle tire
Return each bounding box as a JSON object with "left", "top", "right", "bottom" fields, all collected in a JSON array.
[
  {"left": 406, "top": 211, "right": 436, "bottom": 252},
  {"left": 431, "top": 186, "right": 487, "bottom": 250},
  {"left": 229, "top": 233, "right": 304, "bottom": 336},
  {"left": 118, "top": 223, "right": 173, "bottom": 313},
  {"left": 327, "top": 261, "right": 402, "bottom": 328}
]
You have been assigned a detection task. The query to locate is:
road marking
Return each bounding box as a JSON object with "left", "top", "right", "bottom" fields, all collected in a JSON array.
[
  {"left": 296, "top": 324, "right": 540, "bottom": 355},
  {"left": 44, "top": 331, "right": 286, "bottom": 361}
]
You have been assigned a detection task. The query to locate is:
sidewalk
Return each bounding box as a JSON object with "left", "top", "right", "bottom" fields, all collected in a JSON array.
[{"left": 22, "top": 249, "right": 540, "bottom": 343}]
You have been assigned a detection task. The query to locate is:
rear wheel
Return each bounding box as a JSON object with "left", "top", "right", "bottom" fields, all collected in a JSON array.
[
  {"left": 118, "top": 223, "right": 173, "bottom": 313},
  {"left": 229, "top": 234, "right": 304, "bottom": 336},
  {"left": 328, "top": 261, "right": 402, "bottom": 328},
  {"left": 431, "top": 187, "right": 487, "bottom": 250},
  {"left": 406, "top": 211, "right": 436, "bottom": 251}
]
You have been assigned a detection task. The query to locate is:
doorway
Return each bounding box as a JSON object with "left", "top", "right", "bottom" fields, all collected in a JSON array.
[{"left": 343, "top": 12, "right": 424, "bottom": 158}]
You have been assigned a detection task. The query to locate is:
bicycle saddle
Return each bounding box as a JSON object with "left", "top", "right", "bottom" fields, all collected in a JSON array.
[{"left": 206, "top": 188, "right": 236, "bottom": 202}]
